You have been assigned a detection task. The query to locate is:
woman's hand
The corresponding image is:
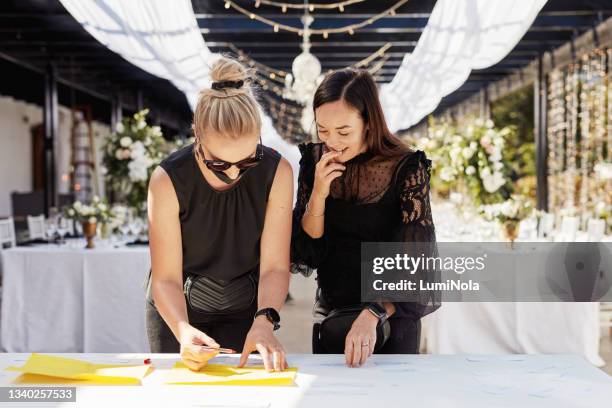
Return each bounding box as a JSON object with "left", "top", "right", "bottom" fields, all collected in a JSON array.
[
  {"left": 345, "top": 309, "right": 378, "bottom": 367},
  {"left": 178, "top": 323, "right": 220, "bottom": 371},
  {"left": 312, "top": 150, "right": 345, "bottom": 200},
  {"left": 238, "top": 316, "right": 288, "bottom": 372}
]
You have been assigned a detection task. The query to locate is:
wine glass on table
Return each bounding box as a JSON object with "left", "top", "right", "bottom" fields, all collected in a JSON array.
[
  {"left": 45, "top": 217, "right": 57, "bottom": 244},
  {"left": 56, "top": 215, "right": 69, "bottom": 245}
]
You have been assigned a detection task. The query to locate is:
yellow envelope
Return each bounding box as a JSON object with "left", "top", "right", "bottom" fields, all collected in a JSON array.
[
  {"left": 5, "top": 353, "right": 152, "bottom": 385},
  {"left": 166, "top": 362, "right": 297, "bottom": 386}
]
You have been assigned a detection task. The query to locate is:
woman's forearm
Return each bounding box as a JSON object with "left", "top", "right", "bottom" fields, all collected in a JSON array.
[
  {"left": 257, "top": 268, "right": 290, "bottom": 313},
  {"left": 301, "top": 193, "right": 326, "bottom": 238},
  {"left": 152, "top": 279, "right": 190, "bottom": 341}
]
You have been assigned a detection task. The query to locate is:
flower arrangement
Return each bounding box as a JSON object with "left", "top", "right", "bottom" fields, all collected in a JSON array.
[
  {"left": 479, "top": 195, "right": 533, "bottom": 244},
  {"left": 64, "top": 195, "right": 111, "bottom": 224},
  {"left": 101, "top": 109, "right": 167, "bottom": 212},
  {"left": 416, "top": 117, "right": 515, "bottom": 206},
  {"left": 478, "top": 195, "right": 533, "bottom": 224}
]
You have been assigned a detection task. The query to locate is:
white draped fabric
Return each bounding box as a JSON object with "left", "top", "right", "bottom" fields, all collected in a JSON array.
[
  {"left": 380, "top": 0, "right": 547, "bottom": 132},
  {"left": 58, "top": 0, "right": 301, "bottom": 183},
  {"left": 59, "top": 0, "right": 215, "bottom": 108}
]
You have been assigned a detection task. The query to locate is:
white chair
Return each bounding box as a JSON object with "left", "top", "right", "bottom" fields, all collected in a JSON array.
[
  {"left": 27, "top": 214, "right": 46, "bottom": 240},
  {"left": 0, "top": 217, "right": 16, "bottom": 248}
]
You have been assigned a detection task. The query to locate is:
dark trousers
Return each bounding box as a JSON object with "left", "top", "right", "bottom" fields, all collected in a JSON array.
[
  {"left": 312, "top": 317, "right": 421, "bottom": 354},
  {"left": 145, "top": 300, "right": 256, "bottom": 353}
]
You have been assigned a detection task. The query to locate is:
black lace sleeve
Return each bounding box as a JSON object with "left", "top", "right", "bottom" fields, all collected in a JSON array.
[
  {"left": 290, "top": 143, "right": 329, "bottom": 277},
  {"left": 391, "top": 150, "right": 441, "bottom": 319}
]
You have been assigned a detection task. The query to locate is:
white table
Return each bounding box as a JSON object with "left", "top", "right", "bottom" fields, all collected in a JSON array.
[
  {"left": 1, "top": 242, "right": 150, "bottom": 353},
  {"left": 428, "top": 203, "right": 606, "bottom": 366},
  {"left": 0, "top": 353, "right": 610, "bottom": 407}
]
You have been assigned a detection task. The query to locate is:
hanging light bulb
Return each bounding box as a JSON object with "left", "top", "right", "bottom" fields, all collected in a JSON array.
[
  {"left": 282, "top": 4, "right": 287, "bottom": 12},
  {"left": 273, "top": 24, "right": 279, "bottom": 32},
  {"left": 309, "top": 4, "right": 314, "bottom": 12},
  {"left": 255, "top": 0, "right": 261, "bottom": 7},
  {"left": 348, "top": 28, "right": 354, "bottom": 35},
  {"left": 339, "top": 4, "right": 344, "bottom": 12},
  {"left": 389, "top": 9, "right": 396, "bottom": 16},
  {"left": 323, "top": 31, "right": 328, "bottom": 39},
  {"left": 249, "top": 13, "right": 255, "bottom": 19},
  {"left": 224, "top": 1, "right": 230, "bottom": 9}
]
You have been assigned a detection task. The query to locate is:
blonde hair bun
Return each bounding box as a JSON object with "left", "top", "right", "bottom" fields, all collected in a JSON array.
[{"left": 193, "top": 55, "right": 262, "bottom": 140}]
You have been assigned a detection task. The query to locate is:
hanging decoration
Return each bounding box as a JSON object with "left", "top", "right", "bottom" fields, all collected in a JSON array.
[
  {"left": 251, "top": 0, "right": 365, "bottom": 12},
  {"left": 546, "top": 47, "right": 611, "bottom": 231},
  {"left": 222, "top": 0, "right": 409, "bottom": 37}
]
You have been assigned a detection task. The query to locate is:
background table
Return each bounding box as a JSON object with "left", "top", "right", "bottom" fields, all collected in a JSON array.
[
  {"left": 0, "top": 353, "right": 610, "bottom": 407},
  {"left": 1, "top": 243, "right": 150, "bottom": 353},
  {"left": 427, "top": 202, "right": 606, "bottom": 366}
]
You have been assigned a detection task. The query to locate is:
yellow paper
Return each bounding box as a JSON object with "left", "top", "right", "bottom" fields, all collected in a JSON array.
[
  {"left": 166, "top": 362, "right": 297, "bottom": 386},
  {"left": 5, "top": 353, "right": 152, "bottom": 385}
]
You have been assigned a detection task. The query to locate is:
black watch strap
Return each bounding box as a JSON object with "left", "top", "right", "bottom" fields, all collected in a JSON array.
[
  {"left": 366, "top": 302, "right": 388, "bottom": 324},
  {"left": 255, "top": 308, "right": 281, "bottom": 331}
]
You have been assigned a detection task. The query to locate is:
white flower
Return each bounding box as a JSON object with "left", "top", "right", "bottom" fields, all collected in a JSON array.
[
  {"left": 130, "top": 141, "right": 146, "bottom": 160},
  {"left": 116, "top": 122, "right": 125, "bottom": 133},
  {"left": 128, "top": 154, "right": 154, "bottom": 182},
  {"left": 481, "top": 167, "right": 506, "bottom": 193},
  {"left": 489, "top": 147, "right": 502, "bottom": 163},
  {"left": 485, "top": 119, "right": 494, "bottom": 129},
  {"left": 88, "top": 216, "right": 97, "bottom": 224},
  {"left": 465, "top": 166, "right": 476, "bottom": 175},
  {"left": 119, "top": 136, "right": 132, "bottom": 148},
  {"left": 440, "top": 166, "right": 455, "bottom": 182},
  {"left": 594, "top": 162, "right": 612, "bottom": 180},
  {"left": 115, "top": 149, "right": 124, "bottom": 160},
  {"left": 462, "top": 147, "right": 475, "bottom": 160},
  {"left": 99, "top": 203, "right": 107, "bottom": 212},
  {"left": 68, "top": 209, "right": 75, "bottom": 217},
  {"left": 92, "top": 195, "right": 100, "bottom": 203},
  {"left": 74, "top": 201, "right": 82, "bottom": 211},
  {"left": 100, "top": 166, "right": 108, "bottom": 175},
  {"left": 122, "top": 149, "right": 131, "bottom": 160},
  {"left": 137, "top": 120, "right": 146, "bottom": 130},
  {"left": 144, "top": 137, "right": 152, "bottom": 147}
]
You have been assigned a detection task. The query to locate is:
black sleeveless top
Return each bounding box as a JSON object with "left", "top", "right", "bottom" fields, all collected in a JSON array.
[{"left": 159, "top": 143, "right": 281, "bottom": 282}]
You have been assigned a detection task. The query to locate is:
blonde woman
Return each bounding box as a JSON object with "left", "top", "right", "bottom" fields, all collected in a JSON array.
[{"left": 146, "top": 57, "right": 293, "bottom": 372}]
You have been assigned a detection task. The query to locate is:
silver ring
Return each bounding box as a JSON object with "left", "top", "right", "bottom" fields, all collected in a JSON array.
[{"left": 361, "top": 343, "right": 370, "bottom": 347}]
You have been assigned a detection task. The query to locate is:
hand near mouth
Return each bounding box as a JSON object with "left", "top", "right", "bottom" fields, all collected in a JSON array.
[{"left": 311, "top": 148, "right": 346, "bottom": 199}]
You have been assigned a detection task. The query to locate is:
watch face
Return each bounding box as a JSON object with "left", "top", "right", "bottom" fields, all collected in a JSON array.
[{"left": 267, "top": 308, "right": 280, "bottom": 323}]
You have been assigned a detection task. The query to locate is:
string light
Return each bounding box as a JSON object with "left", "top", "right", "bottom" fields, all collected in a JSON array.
[
  {"left": 224, "top": 1, "right": 230, "bottom": 9},
  {"left": 224, "top": 0, "right": 409, "bottom": 37},
  {"left": 252, "top": 0, "right": 365, "bottom": 10}
]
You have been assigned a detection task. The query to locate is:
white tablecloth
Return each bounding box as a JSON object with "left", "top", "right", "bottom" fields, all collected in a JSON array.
[
  {"left": 427, "top": 202, "right": 606, "bottom": 366},
  {"left": 1, "top": 243, "right": 150, "bottom": 353},
  {"left": 0, "top": 353, "right": 610, "bottom": 407}
]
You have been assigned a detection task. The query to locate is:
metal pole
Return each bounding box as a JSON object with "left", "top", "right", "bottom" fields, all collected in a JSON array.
[
  {"left": 43, "top": 63, "right": 58, "bottom": 216},
  {"left": 534, "top": 54, "right": 548, "bottom": 211}
]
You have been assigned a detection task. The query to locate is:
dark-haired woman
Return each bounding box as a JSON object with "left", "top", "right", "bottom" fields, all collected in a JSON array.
[{"left": 291, "top": 68, "right": 440, "bottom": 367}]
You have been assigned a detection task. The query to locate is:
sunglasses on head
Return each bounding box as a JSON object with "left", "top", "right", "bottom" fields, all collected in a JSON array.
[{"left": 197, "top": 136, "right": 264, "bottom": 172}]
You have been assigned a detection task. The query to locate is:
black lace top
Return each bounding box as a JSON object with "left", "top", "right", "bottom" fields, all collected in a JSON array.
[{"left": 291, "top": 142, "right": 440, "bottom": 320}]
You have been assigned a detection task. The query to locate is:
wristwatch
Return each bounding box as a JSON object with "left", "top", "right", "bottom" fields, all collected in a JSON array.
[
  {"left": 365, "top": 302, "right": 388, "bottom": 324},
  {"left": 255, "top": 308, "right": 281, "bottom": 331}
]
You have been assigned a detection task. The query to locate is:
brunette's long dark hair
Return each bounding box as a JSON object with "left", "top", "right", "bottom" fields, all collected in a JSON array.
[{"left": 312, "top": 68, "right": 409, "bottom": 156}]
